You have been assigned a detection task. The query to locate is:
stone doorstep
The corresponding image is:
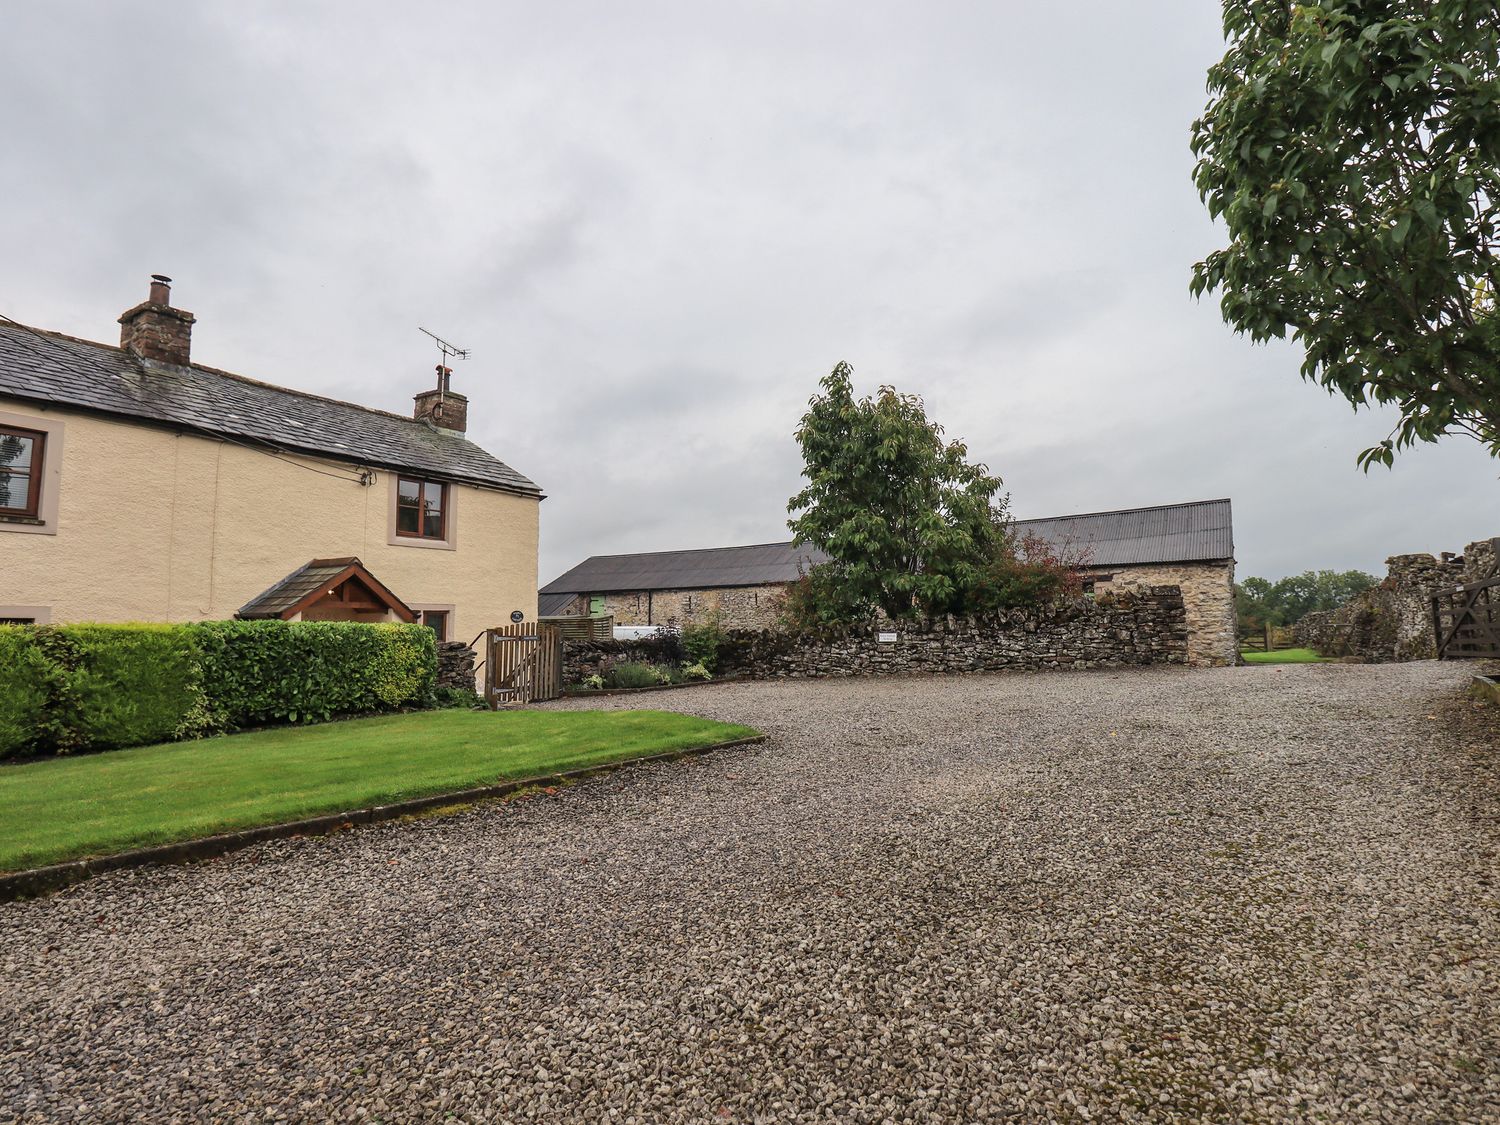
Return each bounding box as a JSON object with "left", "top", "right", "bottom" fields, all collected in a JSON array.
[{"left": 0, "top": 735, "right": 768, "bottom": 903}]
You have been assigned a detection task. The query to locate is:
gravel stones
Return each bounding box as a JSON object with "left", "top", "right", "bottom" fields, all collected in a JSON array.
[{"left": 2, "top": 662, "right": 1498, "bottom": 1122}]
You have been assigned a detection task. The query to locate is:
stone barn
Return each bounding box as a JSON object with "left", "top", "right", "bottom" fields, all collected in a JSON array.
[
  {"left": 540, "top": 541, "right": 824, "bottom": 630},
  {"left": 541, "top": 498, "right": 1237, "bottom": 665},
  {"left": 1020, "top": 498, "right": 1237, "bottom": 667}
]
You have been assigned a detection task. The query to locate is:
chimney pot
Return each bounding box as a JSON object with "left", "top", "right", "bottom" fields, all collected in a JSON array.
[
  {"left": 414, "top": 366, "right": 469, "bottom": 434},
  {"left": 120, "top": 274, "right": 195, "bottom": 366}
]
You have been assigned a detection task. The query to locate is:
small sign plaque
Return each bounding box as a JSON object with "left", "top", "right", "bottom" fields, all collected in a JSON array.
[
  {"left": 878, "top": 631, "right": 898, "bottom": 643},
  {"left": 510, "top": 610, "right": 525, "bottom": 623}
]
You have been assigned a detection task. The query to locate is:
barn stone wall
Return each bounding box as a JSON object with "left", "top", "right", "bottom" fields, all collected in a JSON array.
[
  {"left": 1084, "top": 562, "right": 1236, "bottom": 667},
  {"left": 585, "top": 585, "right": 788, "bottom": 630}
]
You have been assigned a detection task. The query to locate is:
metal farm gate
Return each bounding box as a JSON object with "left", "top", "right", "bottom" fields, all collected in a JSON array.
[{"left": 483, "top": 621, "right": 563, "bottom": 706}]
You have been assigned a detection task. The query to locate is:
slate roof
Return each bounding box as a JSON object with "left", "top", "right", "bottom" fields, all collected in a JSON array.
[
  {"left": 238, "top": 559, "right": 356, "bottom": 619},
  {"left": 541, "top": 541, "right": 831, "bottom": 595},
  {"left": 538, "top": 592, "right": 580, "bottom": 616},
  {"left": 0, "top": 319, "right": 541, "bottom": 496},
  {"left": 540, "top": 500, "right": 1234, "bottom": 595},
  {"left": 1013, "top": 498, "right": 1234, "bottom": 567},
  {"left": 237, "top": 557, "right": 414, "bottom": 620}
]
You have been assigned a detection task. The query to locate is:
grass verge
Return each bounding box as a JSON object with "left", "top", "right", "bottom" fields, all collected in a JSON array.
[
  {"left": 1241, "top": 648, "right": 1332, "bottom": 664},
  {"left": 0, "top": 710, "right": 758, "bottom": 871}
]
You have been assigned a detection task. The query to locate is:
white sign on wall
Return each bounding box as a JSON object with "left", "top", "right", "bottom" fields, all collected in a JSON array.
[{"left": 878, "top": 631, "right": 898, "bottom": 644}]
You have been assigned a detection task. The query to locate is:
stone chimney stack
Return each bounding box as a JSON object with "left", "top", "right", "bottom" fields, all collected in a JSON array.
[
  {"left": 413, "top": 364, "right": 469, "bottom": 434},
  {"left": 119, "top": 275, "right": 195, "bottom": 366}
]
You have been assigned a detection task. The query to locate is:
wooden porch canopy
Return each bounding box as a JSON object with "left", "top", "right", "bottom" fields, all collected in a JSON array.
[{"left": 236, "top": 557, "right": 416, "bottom": 622}]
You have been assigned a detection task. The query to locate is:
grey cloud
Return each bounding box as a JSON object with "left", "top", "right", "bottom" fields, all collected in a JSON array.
[{"left": 2, "top": 0, "right": 1494, "bottom": 589}]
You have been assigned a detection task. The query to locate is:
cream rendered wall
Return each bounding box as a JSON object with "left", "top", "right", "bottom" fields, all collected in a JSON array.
[{"left": 0, "top": 399, "right": 539, "bottom": 648}]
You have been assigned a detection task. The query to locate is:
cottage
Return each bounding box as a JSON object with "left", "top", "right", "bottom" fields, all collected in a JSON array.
[
  {"left": 0, "top": 277, "right": 542, "bottom": 654},
  {"left": 540, "top": 498, "right": 1237, "bottom": 665}
]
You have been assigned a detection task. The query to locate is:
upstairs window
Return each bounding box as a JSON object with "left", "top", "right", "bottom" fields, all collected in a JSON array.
[
  {"left": 396, "top": 476, "right": 447, "bottom": 540},
  {"left": 0, "top": 425, "right": 44, "bottom": 519}
]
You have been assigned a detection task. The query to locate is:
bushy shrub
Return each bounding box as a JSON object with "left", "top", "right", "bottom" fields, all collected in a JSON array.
[
  {"left": 58, "top": 625, "right": 205, "bottom": 751},
  {"left": 962, "top": 533, "right": 1087, "bottom": 616},
  {"left": 0, "top": 619, "right": 438, "bottom": 758},
  {"left": 0, "top": 627, "right": 54, "bottom": 758},
  {"left": 433, "top": 685, "right": 485, "bottom": 710},
  {"left": 652, "top": 663, "right": 685, "bottom": 685},
  {"left": 681, "top": 617, "right": 727, "bottom": 673},
  {"left": 681, "top": 662, "right": 712, "bottom": 681},
  {"left": 367, "top": 623, "right": 437, "bottom": 707},
  {"left": 778, "top": 563, "right": 874, "bottom": 631},
  {"left": 190, "top": 620, "right": 435, "bottom": 728},
  {"left": 608, "top": 661, "right": 663, "bottom": 689}
]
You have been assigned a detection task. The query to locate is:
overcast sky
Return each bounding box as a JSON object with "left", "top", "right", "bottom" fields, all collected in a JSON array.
[{"left": 4, "top": 2, "right": 1495, "bottom": 582}]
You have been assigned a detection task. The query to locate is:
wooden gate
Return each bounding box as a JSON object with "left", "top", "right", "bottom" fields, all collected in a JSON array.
[
  {"left": 484, "top": 622, "right": 563, "bottom": 705},
  {"left": 1433, "top": 575, "right": 1500, "bottom": 660}
]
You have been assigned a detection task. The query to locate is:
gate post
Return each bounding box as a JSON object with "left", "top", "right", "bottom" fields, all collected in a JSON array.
[{"left": 483, "top": 628, "right": 496, "bottom": 708}]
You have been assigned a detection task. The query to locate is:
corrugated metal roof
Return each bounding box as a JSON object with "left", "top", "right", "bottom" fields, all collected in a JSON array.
[
  {"left": 541, "top": 541, "right": 830, "bottom": 594},
  {"left": 1013, "top": 498, "right": 1234, "bottom": 567},
  {"left": 541, "top": 500, "right": 1233, "bottom": 594},
  {"left": 0, "top": 320, "right": 541, "bottom": 496}
]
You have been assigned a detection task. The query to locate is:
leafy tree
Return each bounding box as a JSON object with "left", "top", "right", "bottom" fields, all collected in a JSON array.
[
  {"left": 1191, "top": 1, "right": 1500, "bottom": 468},
  {"left": 787, "top": 362, "right": 1006, "bottom": 621},
  {"left": 1234, "top": 568, "right": 1378, "bottom": 629}
]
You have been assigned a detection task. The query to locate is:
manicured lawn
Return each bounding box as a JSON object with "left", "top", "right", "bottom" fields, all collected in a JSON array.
[
  {"left": 1241, "top": 648, "right": 1333, "bottom": 664},
  {"left": 0, "top": 710, "right": 759, "bottom": 871}
]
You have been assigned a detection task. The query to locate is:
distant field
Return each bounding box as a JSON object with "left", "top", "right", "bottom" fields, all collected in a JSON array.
[{"left": 1241, "top": 648, "right": 1332, "bottom": 665}]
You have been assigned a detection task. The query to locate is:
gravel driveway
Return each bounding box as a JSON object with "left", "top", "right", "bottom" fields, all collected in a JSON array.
[{"left": 3, "top": 663, "right": 1498, "bottom": 1123}]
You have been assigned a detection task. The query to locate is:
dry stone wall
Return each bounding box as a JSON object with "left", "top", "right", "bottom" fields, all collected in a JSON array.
[
  {"left": 562, "top": 586, "right": 1187, "bottom": 684},
  {"left": 1293, "top": 538, "right": 1498, "bottom": 662},
  {"left": 436, "top": 641, "right": 477, "bottom": 692}
]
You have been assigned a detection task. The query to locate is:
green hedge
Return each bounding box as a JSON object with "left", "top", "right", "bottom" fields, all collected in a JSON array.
[
  {"left": 0, "top": 629, "right": 52, "bottom": 756},
  {"left": 0, "top": 621, "right": 438, "bottom": 759}
]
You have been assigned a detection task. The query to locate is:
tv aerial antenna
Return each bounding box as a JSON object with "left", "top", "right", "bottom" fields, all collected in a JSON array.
[
  {"left": 419, "top": 326, "right": 470, "bottom": 366},
  {"left": 417, "top": 325, "right": 468, "bottom": 396}
]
